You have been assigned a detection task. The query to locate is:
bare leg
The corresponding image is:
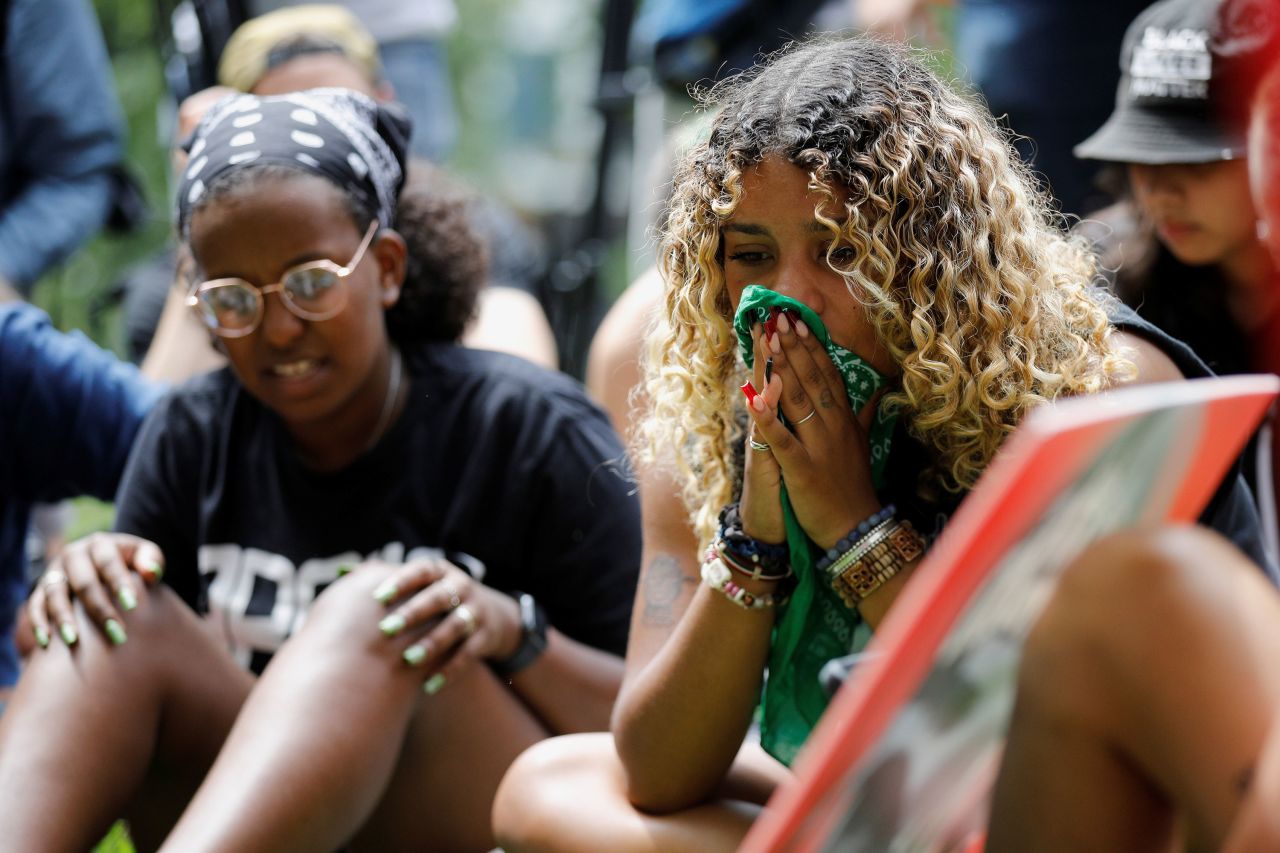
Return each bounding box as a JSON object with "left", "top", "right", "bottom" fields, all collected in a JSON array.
[
  {"left": 351, "top": 657, "right": 549, "bottom": 852},
  {"left": 0, "top": 586, "right": 251, "bottom": 851},
  {"left": 165, "top": 566, "right": 551, "bottom": 852},
  {"left": 493, "top": 733, "right": 785, "bottom": 853},
  {"left": 988, "top": 526, "right": 1280, "bottom": 852},
  {"left": 1223, "top": 706, "right": 1280, "bottom": 851}
]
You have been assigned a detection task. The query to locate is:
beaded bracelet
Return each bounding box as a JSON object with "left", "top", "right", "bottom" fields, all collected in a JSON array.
[
  {"left": 715, "top": 538, "right": 793, "bottom": 582},
  {"left": 815, "top": 505, "right": 897, "bottom": 573},
  {"left": 716, "top": 503, "right": 791, "bottom": 581},
  {"left": 828, "top": 519, "right": 926, "bottom": 608},
  {"left": 822, "top": 519, "right": 897, "bottom": 582},
  {"left": 701, "top": 552, "right": 789, "bottom": 610},
  {"left": 718, "top": 503, "right": 789, "bottom": 557}
]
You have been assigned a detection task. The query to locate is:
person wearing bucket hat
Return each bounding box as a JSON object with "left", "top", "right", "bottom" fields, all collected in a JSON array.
[
  {"left": 1076, "top": 0, "right": 1273, "bottom": 306},
  {"left": 1075, "top": 0, "right": 1279, "bottom": 547},
  {"left": 1075, "top": 0, "right": 1257, "bottom": 164}
]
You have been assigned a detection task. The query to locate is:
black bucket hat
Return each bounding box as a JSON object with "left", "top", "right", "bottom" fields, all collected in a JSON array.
[{"left": 1076, "top": 0, "right": 1270, "bottom": 164}]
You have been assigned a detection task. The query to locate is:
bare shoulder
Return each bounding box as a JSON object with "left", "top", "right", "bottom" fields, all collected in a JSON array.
[
  {"left": 1112, "top": 330, "right": 1185, "bottom": 386},
  {"left": 586, "top": 269, "right": 665, "bottom": 437},
  {"left": 586, "top": 269, "right": 664, "bottom": 396}
]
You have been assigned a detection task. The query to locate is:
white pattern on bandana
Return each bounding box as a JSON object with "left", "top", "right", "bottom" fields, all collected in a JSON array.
[{"left": 177, "top": 88, "right": 406, "bottom": 236}]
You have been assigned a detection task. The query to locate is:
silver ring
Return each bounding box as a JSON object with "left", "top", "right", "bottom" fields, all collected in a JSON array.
[
  {"left": 793, "top": 409, "right": 818, "bottom": 426},
  {"left": 441, "top": 582, "right": 461, "bottom": 610},
  {"left": 454, "top": 604, "right": 477, "bottom": 637},
  {"left": 41, "top": 570, "right": 68, "bottom": 590},
  {"left": 749, "top": 438, "right": 771, "bottom": 452}
]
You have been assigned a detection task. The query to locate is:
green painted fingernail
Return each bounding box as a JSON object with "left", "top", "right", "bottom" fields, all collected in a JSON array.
[
  {"left": 373, "top": 581, "right": 397, "bottom": 604},
  {"left": 378, "top": 613, "right": 405, "bottom": 637},
  {"left": 34, "top": 627, "right": 49, "bottom": 648},
  {"left": 144, "top": 561, "right": 164, "bottom": 580},
  {"left": 105, "top": 619, "right": 128, "bottom": 646},
  {"left": 403, "top": 645, "right": 427, "bottom": 666},
  {"left": 337, "top": 563, "right": 355, "bottom": 577},
  {"left": 118, "top": 587, "right": 138, "bottom": 612},
  {"left": 423, "top": 673, "right": 447, "bottom": 695},
  {"left": 59, "top": 622, "right": 77, "bottom": 646}
]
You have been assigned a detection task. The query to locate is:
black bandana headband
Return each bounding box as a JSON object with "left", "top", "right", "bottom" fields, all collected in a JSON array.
[{"left": 176, "top": 88, "right": 411, "bottom": 237}]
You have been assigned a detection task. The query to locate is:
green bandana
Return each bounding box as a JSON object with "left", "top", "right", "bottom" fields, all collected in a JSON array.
[{"left": 732, "top": 285, "right": 897, "bottom": 766}]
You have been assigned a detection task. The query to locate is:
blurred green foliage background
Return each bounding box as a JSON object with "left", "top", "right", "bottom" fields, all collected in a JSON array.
[{"left": 32, "top": 0, "right": 171, "bottom": 350}]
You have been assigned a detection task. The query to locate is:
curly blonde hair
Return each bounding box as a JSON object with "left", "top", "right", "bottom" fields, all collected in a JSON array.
[{"left": 640, "top": 35, "right": 1136, "bottom": 543}]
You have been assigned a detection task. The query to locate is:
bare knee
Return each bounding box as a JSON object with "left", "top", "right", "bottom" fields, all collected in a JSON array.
[
  {"left": 54, "top": 580, "right": 195, "bottom": 644},
  {"left": 265, "top": 565, "right": 439, "bottom": 705},
  {"left": 1044, "top": 526, "right": 1251, "bottom": 640},
  {"left": 493, "top": 733, "right": 623, "bottom": 853},
  {"left": 299, "top": 565, "right": 399, "bottom": 645},
  {"left": 1059, "top": 524, "right": 1236, "bottom": 597},
  {"left": 21, "top": 583, "right": 206, "bottom": 685},
  {"left": 1020, "top": 526, "right": 1254, "bottom": 716}
]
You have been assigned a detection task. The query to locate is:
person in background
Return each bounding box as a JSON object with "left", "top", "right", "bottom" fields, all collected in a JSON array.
[
  {"left": 0, "top": 0, "right": 125, "bottom": 301},
  {"left": 0, "top": 304, "right": 162, "bottom": 705},
  {"left": 246, "top": 0, "right": 458, "bottom": 163},
  {"left": 1074, "top": 0, "right": 1278, "bottom": 556},
  {"left": 585, "top": 266, "right": 663, "bottom": 439}
]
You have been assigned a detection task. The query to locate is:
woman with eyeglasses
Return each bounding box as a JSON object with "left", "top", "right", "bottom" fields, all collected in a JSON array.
[{"left": 0, "top": 89, "right": 640, "bottom": 850}]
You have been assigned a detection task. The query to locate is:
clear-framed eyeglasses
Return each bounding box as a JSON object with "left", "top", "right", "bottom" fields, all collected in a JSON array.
[{"left": 185, "top": 220, "right": 380, "bottom": 338}]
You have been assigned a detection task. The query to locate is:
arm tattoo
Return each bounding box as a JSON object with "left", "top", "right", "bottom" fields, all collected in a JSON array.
[{"left": 641, "top": 553, "right": 696, "bottom": 627}]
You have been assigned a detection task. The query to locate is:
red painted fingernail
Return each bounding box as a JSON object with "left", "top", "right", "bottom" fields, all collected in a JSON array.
[{"left": 740, "top": 381, "right": 759, "bottom": 405}]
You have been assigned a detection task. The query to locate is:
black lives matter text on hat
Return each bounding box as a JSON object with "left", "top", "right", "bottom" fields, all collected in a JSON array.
[{"left": 1076, "top": 0, "right": 1257, "bottom": 164}]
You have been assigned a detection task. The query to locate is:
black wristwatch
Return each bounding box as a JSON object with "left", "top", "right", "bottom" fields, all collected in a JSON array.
[{"left": 491, "top": 592, "right": 548, "bottom": 678}]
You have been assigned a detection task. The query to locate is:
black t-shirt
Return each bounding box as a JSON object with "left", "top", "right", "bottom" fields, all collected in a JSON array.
[
  {"left": 1111, "top": 303, "right": 1275, "bottom": 575},
  {"left": 875, "top": 302, "right": 1274, "bottom": 576},
  {"left": 114, "top": 344, "right": 642, "bottom": 671},
  {"left": 1114, "top": 244, "right": 1252, "bottom": 378}
]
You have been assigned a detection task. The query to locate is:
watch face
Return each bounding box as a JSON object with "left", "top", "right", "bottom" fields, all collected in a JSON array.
[
  {"left": 491, "top": 592, "right": 549, "bottom": 679},
  {"left": 520, "top": 593, "right": 549, "bottom": 651}
]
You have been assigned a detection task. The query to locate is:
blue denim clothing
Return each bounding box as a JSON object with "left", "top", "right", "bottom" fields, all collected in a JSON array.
[
  {"left": 0, "top": 0, "right": 124, "bottom": 291},
  {"left": 378, "top": 38, "right": 457, "bottom": 162},
  {"left": 0, "top": 304, "right": 161, "bottom": 684},
  {"left": 631, "top": 0, "right": 746, "bottom": 47}
]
